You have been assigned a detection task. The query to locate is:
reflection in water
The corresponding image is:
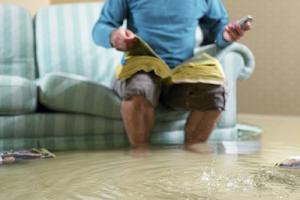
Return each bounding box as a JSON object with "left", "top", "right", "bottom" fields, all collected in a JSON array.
[
  {"left": 1, "top": 115, "right": 300, "bottom": 200},
  {"left": 216, "top": 140, "right": 261, "bottom": 154}
]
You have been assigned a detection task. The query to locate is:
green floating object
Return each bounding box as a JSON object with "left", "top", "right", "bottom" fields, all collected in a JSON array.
[
  {"left": 31, "top": 148, "right": 56, "bottom": 158},
  {"left": 0, "top": 148, "right": 56, "bottom": 165}
]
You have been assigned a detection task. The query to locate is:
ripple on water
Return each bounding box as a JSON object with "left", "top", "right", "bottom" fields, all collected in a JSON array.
[{"left": 1, "top": 142, "right": 300, "bottom": 200}]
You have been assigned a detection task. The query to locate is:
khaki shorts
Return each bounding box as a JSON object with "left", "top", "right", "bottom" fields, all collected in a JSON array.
[{"left": 112, "top": 71, "right": 226, "bottom": 111}]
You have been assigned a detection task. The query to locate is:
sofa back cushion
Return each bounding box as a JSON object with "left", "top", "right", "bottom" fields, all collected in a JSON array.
[
  {"left": 35, "top": 3, "right": 122, "bottom": 86},
  {"left": 0, "top": 4, "right": 35, "bottom": 80}
]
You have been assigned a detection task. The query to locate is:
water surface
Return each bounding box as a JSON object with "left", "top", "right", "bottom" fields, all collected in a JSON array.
[{"left": 1, "top": 114, "right": 300, "bottom": 200}]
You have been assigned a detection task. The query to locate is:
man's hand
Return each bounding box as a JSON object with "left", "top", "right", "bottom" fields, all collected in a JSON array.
[
  {"left": 223, "top": 21, "right": 251, "bottom": 42},
  {"left": 110, "top": 28, "right": 137, "bottom": 51}
]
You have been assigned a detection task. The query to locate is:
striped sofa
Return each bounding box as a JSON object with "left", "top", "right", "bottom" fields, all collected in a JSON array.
[{"left": 0, "top": 3, "right": 257, "bottom": 151}]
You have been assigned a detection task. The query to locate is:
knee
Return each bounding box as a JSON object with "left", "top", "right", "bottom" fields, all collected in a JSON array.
[
  {"left": 121, "top": 95, "right": 153, "bottom": 113},
  {"left": 131, "top": 95, "right": 152, "bottom": 108},
  {"left": 124, "top": 72, "right": 161, "bottom": 107}
]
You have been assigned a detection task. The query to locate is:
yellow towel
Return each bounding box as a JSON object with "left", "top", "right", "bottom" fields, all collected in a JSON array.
[
  {"left": 171, "top": 53, "right": 225, "bottom": 85},
  {"left": 116, "top": 36, "right": 225, "bottom": 85}
]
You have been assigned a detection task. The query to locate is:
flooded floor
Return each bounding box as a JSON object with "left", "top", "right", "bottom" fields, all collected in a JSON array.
[{"left": 1, "top": 114, "right": 300, "bottom": 200}]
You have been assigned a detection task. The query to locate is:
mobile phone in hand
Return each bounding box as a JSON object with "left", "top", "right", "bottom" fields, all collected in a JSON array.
[{"left": 238, "top": 15, "right": 253, "bottom": 30}]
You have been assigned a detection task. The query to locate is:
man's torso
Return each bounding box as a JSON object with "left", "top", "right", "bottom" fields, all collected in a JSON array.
[{"left": 126, "top": 0, "right": 209, "bottom": 68}]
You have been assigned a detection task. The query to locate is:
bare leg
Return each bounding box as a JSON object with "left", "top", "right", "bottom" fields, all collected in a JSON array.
[
  {"left": 121, "top": 95, "right": 155, "bottom": 148},
  {"left": 184, "top": 110, "right": 221, "bottom": 152}
]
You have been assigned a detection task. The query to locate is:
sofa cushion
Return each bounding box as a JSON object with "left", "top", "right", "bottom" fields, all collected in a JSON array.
[
  {"left": 35, "top": 2, "right": 122, "bottom": 86},
  {"left": 0, "top": 4, "right": 36, "bottom": 79},
  {"left": 38, "top": 72, "right": 188, "bottom": 121},
  {"left": 0, "top": 75, "right": 37, "bottom": 114},
  {"left": 0, "top": 113, "right": 187, "bottom": 151},
  {"left": 38, "top": 72, "right": 122, "bottom": 118}
]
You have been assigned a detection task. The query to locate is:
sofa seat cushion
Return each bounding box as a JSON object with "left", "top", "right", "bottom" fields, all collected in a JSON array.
[
  {"left": 38, "top": 72, "right": 122, "bottom": 118},
  {"left": 0, "top": 75, "right": 37, "bottom": 114},
  {"left": 38, "top": 72, "right": 189, "bottom": 121},
  {"left": 0, "top": 113, "right": 187, "bottom": 151}
]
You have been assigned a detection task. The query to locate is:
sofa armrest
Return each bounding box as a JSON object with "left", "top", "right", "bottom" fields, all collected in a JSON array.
[{"left": 194, "top": 42, "right": 255, "bottom": 80}]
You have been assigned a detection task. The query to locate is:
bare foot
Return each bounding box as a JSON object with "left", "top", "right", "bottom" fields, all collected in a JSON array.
[
  {"left": 128, "top": 144, "right": 152, "bottom": 157},
  {"left": 184, "top": 143, "right": 216, "bottom": 154}
]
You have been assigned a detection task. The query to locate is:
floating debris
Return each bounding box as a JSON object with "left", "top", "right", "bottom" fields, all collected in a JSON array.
[
  {"left": 0, "top": 148, "right": 56, "bottom": 165},
  {"left": 274, "top": 156, "right": 300, "bottom": 168}
]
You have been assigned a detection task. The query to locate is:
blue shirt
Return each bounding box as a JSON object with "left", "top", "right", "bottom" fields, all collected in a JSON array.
[{"left": 92, "top": 0, "right": 231, "bottom": 69}]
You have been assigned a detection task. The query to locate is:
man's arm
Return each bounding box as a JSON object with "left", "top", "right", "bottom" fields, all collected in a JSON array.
[
  {"left": 92, "top": 0, "right": 128, "bottom": 48},
  {"left": 199, "top": 0, "right": 231, "bottom": 48},
  {"left": 199, "top": 0, "right": 251, "bottom": 48}
]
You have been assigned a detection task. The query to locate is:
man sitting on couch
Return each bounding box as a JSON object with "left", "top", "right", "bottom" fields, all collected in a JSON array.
[{"left": 92, "top": 0, "right": 251, "bottom": 152}]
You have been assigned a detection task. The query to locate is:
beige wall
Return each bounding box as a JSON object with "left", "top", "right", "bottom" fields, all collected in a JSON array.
[
  {"left": 0, "top": 0, "right": 49, "bottom": 14},
  {"left": 223, "top": 0, "right": 300, "bottom": 115}
]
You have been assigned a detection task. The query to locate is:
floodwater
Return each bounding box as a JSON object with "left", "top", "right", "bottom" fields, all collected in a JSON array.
[{"left": 1, "top": 114, "right": 300, "bottom": 200}]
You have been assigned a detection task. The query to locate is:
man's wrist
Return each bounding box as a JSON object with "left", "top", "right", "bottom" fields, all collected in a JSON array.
[
  {"left": 217, "top": 30, "right": 232, "bottom": 48},
  {"left": 110, "top": 29, "right": 118, "bottom": 48}
]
